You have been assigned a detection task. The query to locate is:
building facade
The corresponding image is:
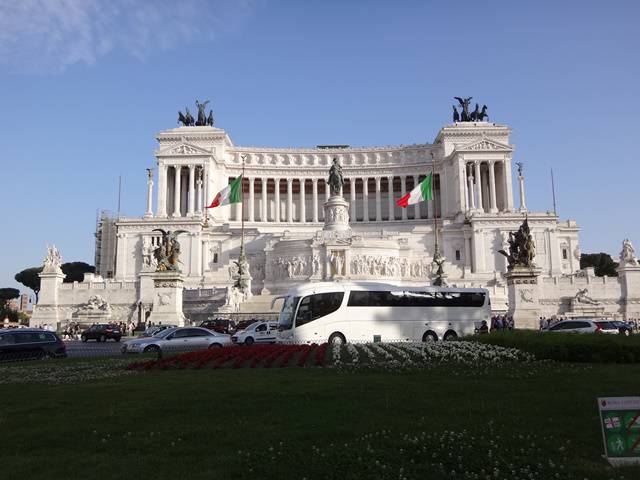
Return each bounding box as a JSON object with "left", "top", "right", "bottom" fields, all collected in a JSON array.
[{"left": 30, "top": 117, "right": 640, "bottom": 328}]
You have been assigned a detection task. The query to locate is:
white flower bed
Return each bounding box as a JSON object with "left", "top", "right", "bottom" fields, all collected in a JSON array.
[{"left": 332, "top": 341, "right": 534, "bottom": 371}]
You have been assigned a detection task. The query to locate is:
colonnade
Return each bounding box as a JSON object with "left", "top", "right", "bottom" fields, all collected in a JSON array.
[
  {"left": 223, "top": 175, "right": 439, "bottom": 223},
  {"left": 463, "top": 160, "right": 511, "bottom": 213},
  {"left": 156, "top": 165, "right": 204, "bottom": 218}
]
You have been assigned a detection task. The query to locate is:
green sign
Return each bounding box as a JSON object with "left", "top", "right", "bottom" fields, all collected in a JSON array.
[{"left": 598, "top": 397, "right": 640, "bottom": 466}]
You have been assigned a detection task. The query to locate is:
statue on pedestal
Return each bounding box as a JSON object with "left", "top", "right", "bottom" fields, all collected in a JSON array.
[
  {"left": 152, "top": 229, "right": 187, "bottom": 271},
  {"left": 328, "top": 158, "right": 344, "bottom": 197},
  {"left": 620, "top": 238, "right": 638, "bottom": 265},
  {"left": 498, "top": 218, "right": 536, "bottom": 269},
  {"left": 43, "top": 245, "right": 62, "bottom": 273},
  {"left": 195, "top": 99, "right": 210, "bottom": 126}
]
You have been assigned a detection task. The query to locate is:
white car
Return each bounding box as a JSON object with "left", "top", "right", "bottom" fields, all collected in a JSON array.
[
  {"left": 122, "top": 327, "right": 231, "bottom": 355},
  {"left": 231, "top": 321, "right": 278, "bottom": 345}
]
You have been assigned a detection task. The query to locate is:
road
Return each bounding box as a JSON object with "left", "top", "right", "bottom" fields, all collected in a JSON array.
[{"left": 64, "top": 339, "right": 129, "bottom": 358}]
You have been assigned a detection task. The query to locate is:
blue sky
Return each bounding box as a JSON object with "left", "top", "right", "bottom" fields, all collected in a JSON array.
[{"left": 1, "top": 0, "right": 639, "bottom": 294}]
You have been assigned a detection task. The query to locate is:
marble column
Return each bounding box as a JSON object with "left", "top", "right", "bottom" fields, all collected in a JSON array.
[
  {"left": 287, "top": 178, "right": 293, "bottom": 223},
  {"left": 488, "top": 161, "right": 498, "bottom": 213},
  {"left": 312, "top": 179, "right": 319, "bottom": 222},
  {"left": 349, "top": 178, "right": 356, "bottom": 222},
  {"left": 187, "top": 165, "right": 195, "bottom": 217},
  {"left": 325, "top": 180, "right": 330, "bottom": 203},
  {"left": 274, "top": 178, "right": 281, "bottom": 222},
  {"left": 518, "top": 174, "right": 527, "bottom": 211},
  {"left": 413, "top": 175, "right": 421, "bottom": 219},
  {"left": 400, "top": 176, "right": 407, "bottom": 220},
  {"left": 195, "top": 169, "right": 202, "bottom": 214},
  {"left": 300, "top": 178, "right": 306, "bottom": 223},
  {"left": 463, "top": 164, "right": 469, "bottom": 211},
  {"left": 464, "top": 234, "right": 472, "bottom": 274},
  {"left": 145, "top": 170, "right": 154, "bottom": 218},
  {"left": 503, "top": 158, "right": 515, "bottom": 211},
  {"left": 467, "top": 167, "right": 476, "bottom": 210},
  {"left": 387, "top": 176, "right": 395, "bottom": 221},
  {"left": 474, "top": 161, "right": 483, "bottom": 213},
  {"left": 248, "top": 177, "right": 255, "bottom": 222},
  {"left": 157, "top": 164, "right": 167, "bottom": 217},
  {"left": 261, "top": 178, "right": 268, "bottom": 221},
  {"left": 363, "top": 177, "right": 369, "bottom": 222},
  {"left": 375, "top": 177, "right": 382, "bottom": 221},
  {"left": 235, "top": 178, "right": 242, "bottom": 221},
  {"left": 172, "top": 166, "right": 181, "bottom": 217}
]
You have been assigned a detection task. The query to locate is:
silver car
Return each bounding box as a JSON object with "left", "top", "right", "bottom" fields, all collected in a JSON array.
[
  {"left": 122, "top": 327, "right": 231, "bottom": 355},
  {"left": 546, "top": 319, "right": 599, "bottom": 333}
]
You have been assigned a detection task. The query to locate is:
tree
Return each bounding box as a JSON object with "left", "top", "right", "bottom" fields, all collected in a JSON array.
[
  {"left": 580, "top": 253, "right": 619, "bottom": 277},
  {"left": 61, "top": 262, "right": 95, "bottom": 283},
  {"left": 15, "top": 267, "right": 43, "bottom": 302},
  {"left": 0, "top": 288, "right": 20, "bottom": 309}
]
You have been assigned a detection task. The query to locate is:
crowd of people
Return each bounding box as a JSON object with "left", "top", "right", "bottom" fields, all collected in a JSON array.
[{"left": 476, "top": 315, "right": 514, "bottom": 334}]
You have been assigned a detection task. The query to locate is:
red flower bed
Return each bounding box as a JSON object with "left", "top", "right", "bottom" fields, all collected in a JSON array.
[{"left": 126, "top": 343, "right": 328, "bottom": 371}]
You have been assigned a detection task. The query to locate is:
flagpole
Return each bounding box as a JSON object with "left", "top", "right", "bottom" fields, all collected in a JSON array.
[
  {"left": 551, "top": 167, "right": 557, "bottom": 216},
  {"left": 240, "top": 155, "right": 246, "bottom": 258}
]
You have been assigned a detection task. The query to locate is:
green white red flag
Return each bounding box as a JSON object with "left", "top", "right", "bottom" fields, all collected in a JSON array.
[
  {"left": 396, "top": 172, "right": 433, "bottom": 208},
  {"left": 206, "top": 176, "right": 243, "bottom": 208}
]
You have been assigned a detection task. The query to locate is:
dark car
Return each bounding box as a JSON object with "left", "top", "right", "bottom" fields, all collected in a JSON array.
[
  {"left": 612, "top": 321, "right": 634, "bottom": 336},
  {"left": 81, "top": 323, "right": 122, "bottom": 342},
  {"left": 199, "top": 319, "right": 233, "bottom": 334},
  {"left": 0, "top": 329, "right": 67, "bottom": 362}
]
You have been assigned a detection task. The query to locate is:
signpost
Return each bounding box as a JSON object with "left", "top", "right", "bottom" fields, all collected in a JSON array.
[{"left": 598, "top": 397, "right": 640, "bottom": 466}]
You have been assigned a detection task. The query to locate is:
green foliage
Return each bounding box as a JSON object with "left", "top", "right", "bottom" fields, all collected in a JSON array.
[
  {"left": 0, "top": 288, "right": 20, "bottom": 308},
  {"left": 61, "top": 262, "right": 95, "bottom": 283},
  {"left": 469, "top": 330, "right": 640, "bottom": 363},
  {"left": 580, "top": 252, "right": 619, "bottom": 277},
  {"left": 14, "top": 267, "right": 43, "bottom": 301}
]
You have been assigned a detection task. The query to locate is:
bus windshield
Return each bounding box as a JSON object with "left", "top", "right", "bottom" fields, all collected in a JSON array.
[{"left": 278, "top": 296, "right": 300, "bottom": 331}]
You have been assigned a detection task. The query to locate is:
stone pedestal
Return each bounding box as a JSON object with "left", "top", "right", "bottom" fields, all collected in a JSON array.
[
  {"left": 505, "top": 266, "right": 542, "bottom": 330},
  {"left": 30, "top": 270, "right": 66, "bottom": 329},
  {"left": 617, "top": 263, "right": 640, "bottom": 320},
  {"left": 147, "top": 271, "right": 186, "bottom": 327},
  {"left": 323, "top": 196, "right": 350, "bottom": 232}
]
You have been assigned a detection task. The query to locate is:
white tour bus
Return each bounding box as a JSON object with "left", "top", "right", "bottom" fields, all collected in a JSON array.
[{"left": 275, "top": 282, "right": 491, "bottom": 344}]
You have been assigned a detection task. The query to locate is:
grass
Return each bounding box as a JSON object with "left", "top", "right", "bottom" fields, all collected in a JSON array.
[
  {"left": 0, "top": 359, "right": 639, "bottom": 479},
  {"left": 468, "top": 330, "right": 640, "bottom": 363}
]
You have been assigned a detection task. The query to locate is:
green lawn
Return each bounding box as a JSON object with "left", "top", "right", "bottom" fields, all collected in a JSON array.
[{"left": 0, "top": 360, "right": 639, "bottom": 480}]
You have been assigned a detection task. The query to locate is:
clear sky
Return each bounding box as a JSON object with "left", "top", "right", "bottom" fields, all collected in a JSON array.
[{"left": 1, "top": 0, "right": 639, "bottom": 294}]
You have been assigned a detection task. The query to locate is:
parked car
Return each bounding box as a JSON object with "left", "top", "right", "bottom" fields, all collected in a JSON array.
[
  {"left": 81, "top": 323, "right": 122, "bottom": 342},
  {"left": 592, "top": 320, "right": 628, "bottom": 335},
  {"left": 0, "top": 328, "right": 67, "bottom": 361},
  {"left": 546, "top": 319, "right": 599, "bottom": 333},
  {"left": 200, "top": 319, "right": 233, "bottom": 334},
  {"left": 121, "top": 327, "right": 231, "bottom": 355},
  {"left": 612, "top": 321, "right": 634, "bottom": 336},
  {"left": 232, "top": 321, "right": 279, "bottom": 345},
  {"left": 141, "top": 325, "right": 177, "bottom": 337}
]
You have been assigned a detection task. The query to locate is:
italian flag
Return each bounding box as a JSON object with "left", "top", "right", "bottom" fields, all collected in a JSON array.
[
  {"left": 206, "top": 176, "right": 243, "bottom": 208},
  {"left": 396, "top": 172, "right": 433, "bottom": 208}
]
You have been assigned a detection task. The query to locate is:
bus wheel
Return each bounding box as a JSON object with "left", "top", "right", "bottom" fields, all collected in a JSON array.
[
  {"left": 443, "top": 331, "right": 458, "bottom": 341},
  {"left": 328, "top": 332, "right": 346, "bottom": 346},
  {"left": 422, "top": 331, "right": 438, "bottom": 342}
]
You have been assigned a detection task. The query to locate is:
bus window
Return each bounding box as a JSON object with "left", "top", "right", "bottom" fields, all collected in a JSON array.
[
  {"left": 295, "top": 292, "right": 344, "bottom": 327},
  {"left": 348, "top": 290, "right": 485, "bottom": 308},
  {"left": 278, "top": 296, "right": 300, "bottom": 331}
]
